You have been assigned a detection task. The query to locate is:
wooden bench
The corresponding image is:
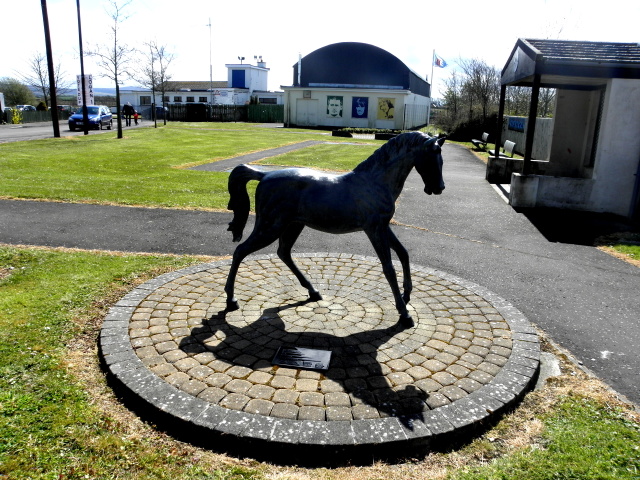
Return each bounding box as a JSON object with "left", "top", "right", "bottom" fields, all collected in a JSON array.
[
  {"left": 489, "top": 140, "right": 516, "bottom": 158},
  {"left": 471, "top": 132, "right": 489, "bottom": 150}
]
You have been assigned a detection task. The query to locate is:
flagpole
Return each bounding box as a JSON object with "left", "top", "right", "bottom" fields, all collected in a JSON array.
[{"left": 431, "top": 49, "right": 435, "bottom": 96}]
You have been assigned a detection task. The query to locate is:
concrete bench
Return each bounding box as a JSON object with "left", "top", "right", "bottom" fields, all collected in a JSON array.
[
  {"left": 489, "top": 140, "right": 516, "bottom": 158},
  {"left": 471, "top": 132, "right": 489, "bottom": 150}
]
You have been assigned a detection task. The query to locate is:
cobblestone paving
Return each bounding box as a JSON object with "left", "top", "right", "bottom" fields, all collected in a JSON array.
[{"left": 110, "top": 254, "right": 538, "bottom": 428}]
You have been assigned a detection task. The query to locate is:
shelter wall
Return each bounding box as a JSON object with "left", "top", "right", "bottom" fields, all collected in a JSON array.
[
  {"left": 548, "top": 89, "right": 601, "bottom": 178},
  {"left": 500, "top": 116, "right": 553, "bottom": 159},
  {"left": 591, "top": 78, "right": 640, "bottom": 216}
]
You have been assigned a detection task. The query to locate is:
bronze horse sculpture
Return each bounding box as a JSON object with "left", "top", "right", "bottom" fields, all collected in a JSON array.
[{"left": 225, "top": 132, "right": 446, "bottom": 327}]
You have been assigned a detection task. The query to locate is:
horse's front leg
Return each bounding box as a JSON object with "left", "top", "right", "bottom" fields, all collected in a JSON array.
[
  {"left": 364, "top": 224, "right": 414, "bottom": 328},
  {"left": 387, "top": 227, "right": 412, "bottom": 304}
]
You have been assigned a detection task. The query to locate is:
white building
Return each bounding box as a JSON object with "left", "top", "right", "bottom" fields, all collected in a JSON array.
[
  {"left": 282, "top": 42, "right": 431, "bottom": 130},
  {"left": 119, "top": 59, "right": 283, "bottom": 109}
]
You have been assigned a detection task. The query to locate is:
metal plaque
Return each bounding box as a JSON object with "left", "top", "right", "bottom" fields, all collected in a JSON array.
[{"left": 272, "top": 346, "right": 332, "bottom": 371}]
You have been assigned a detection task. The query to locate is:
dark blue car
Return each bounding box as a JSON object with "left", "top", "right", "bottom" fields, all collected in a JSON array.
[{"left": 68, "top": 105, "right": 113, "bottom": 131}]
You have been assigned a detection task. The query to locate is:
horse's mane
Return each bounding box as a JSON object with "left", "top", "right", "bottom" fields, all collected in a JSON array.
[{"left": 353, "top": 132, "right": 432, "bottom": 174}]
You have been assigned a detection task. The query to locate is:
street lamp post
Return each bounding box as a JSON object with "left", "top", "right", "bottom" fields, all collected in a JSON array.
[{"left": 76, "top": 0, "right": 89, "bottom": 135}]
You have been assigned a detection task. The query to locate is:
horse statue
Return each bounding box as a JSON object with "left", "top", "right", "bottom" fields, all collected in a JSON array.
[{"left": 225, "top": 132, "right": 446, "bottom": 327}]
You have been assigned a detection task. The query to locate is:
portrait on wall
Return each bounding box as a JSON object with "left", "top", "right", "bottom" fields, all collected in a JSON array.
[
  {"left": 377, "top": 98, "right": 395, "bottom": 120},
  {"left": 352, "top": 97, "right": 368, "bottom": 118},
  {"left": 327, "top": 96, "right": 343, "bottom": 117}
]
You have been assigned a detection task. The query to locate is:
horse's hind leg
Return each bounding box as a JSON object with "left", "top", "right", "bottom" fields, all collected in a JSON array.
[
  {"left": 277, "top": 223, "right": 322, "bottom": 301},
  {"left": 224, "top": 225, "right": 281, "bottom": 311},
  {"left": 388, "top": 227, "right": 412, "bottom": 304}
]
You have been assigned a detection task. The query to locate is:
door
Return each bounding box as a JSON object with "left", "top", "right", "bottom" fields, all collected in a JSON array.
[{"left": 296, "top": 99, "right": 318, "bottom": 126}]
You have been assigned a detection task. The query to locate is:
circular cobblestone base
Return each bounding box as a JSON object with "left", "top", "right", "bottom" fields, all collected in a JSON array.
[{"left": 100, "top": 253, "right": 540, "bottom": 462}]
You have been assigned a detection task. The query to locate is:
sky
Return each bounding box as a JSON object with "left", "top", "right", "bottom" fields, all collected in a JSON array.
[{"left": 2, "top": 0, "right": 639, "bottom": 100}]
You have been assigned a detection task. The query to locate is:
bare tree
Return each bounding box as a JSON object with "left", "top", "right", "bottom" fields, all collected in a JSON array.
[
  {"left": 506, "top": 86, "right": 530, "bottom": 116},
  {"left": 86, "top": 0, "right": 134, "bottom": 138},
  {"left": 458, "top": 58, "right": 500, "bottom": 121},
  {"left": 538, "top": 88, "right": 556, "bottom": 117},
  {"left": 439, "top": 58, "right": 500, "bottom": 134},
  {"left": 17, "top": 53, "right": 72, "bottom": 108},
  {"left": 440, "top": 71, "right": 463, "bottom": 131},
  {"left": 505, "top": 86, "right": 555, "bottom": 118},
  {"left": 136, "top": 40, "right": 174, "bottom": 125}
]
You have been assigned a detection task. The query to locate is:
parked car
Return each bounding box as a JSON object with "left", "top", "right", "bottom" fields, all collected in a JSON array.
[
  {"left": 16, "top": 105, "right": 36, "bottom": 111},
  {"left": 68, "top": 105, "right": 113, "bottom": 131}
]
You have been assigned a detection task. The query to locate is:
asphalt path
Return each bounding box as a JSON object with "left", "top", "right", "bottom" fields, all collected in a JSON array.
[
  {"left": 0, "top": 139, "right": 638, "bottom": 406},
  {"left": 0, "top": 119, "right": 147, "bottom": 143}
]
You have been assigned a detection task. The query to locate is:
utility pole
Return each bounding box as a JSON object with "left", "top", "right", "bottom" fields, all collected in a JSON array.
[
  {"left": 76, "top": 0, "right": 89, "bottom": 135},
  {"left": 40, "top": 0, "right": 60, "bottom": 137}
]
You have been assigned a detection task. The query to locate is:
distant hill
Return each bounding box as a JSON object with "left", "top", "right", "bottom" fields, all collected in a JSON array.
[
  {"left": 73, "top": 87, "right": 117, "bottom": 96},
  {"left": 27, "top": 85, "right": 118, "bottom": 97}
]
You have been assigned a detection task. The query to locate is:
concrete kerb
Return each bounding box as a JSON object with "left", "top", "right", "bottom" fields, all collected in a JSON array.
[{"left": 99, "top": 253, "right": 540, "bottom": 465}]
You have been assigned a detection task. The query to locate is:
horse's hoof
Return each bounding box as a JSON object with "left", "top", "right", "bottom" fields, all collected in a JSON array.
[
  {"left": 399, "top": 314, "right": 414, "bottom": 328},
  {"left": 226, "top": 299, "right": 240, "bottom": 311},
  {"left": 309, "top": 290, "right": 323, "bottom": 302}
]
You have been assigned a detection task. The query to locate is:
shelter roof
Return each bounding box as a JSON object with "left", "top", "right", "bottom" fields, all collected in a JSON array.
[
  {"left": 525, "top": 39, "right": 640, "bottom": 64},
  {"left": 502, "top": 38, "right": 640, "bottom": 88}
]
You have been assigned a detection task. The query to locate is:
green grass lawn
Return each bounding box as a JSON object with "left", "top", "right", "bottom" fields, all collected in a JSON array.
[
  {"left": 1, "top": 246, "right": 638, "bottom": 479},
  {"left": 0, "top": 124, "right": 379, "bottom": 210},
  {"left": 256, "top": 142, "right": 380, "bottom": 171}
]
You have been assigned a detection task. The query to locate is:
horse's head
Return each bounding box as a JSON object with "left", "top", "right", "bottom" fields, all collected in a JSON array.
[{"left": 415, "top": 134, "right": 446, "bottom": 195}]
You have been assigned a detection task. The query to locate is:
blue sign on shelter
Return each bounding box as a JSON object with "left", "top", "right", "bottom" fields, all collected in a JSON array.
[{"left": 509, "top": 117, "right": 525, "bottom": 132}]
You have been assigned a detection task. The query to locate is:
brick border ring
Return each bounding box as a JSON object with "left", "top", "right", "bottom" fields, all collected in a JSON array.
[{"left": 100, "top": 253, "right": 540, "bottom": 463}]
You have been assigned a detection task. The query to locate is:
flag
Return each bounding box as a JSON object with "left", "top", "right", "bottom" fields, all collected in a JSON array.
[{"left": 434, "top": 53, "right": 448, "bottom": 68}]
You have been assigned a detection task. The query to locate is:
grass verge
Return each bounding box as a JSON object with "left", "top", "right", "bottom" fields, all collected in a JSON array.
[
  {"left": 595, "top": 233, "right": 640, "bottom": 267},
  {"left": 1, "top": 245, "right": 638, "bottom": 479},
  {"left": 0, "top": 124, "right": 377, "bottom": 210}
]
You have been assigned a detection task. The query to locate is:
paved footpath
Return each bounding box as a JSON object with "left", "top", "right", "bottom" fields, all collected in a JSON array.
[{"left": 1, "top": 142, "right": 638, "bottom": 414}]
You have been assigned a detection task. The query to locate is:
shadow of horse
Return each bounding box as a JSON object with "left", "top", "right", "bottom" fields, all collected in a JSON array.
[{"left": 178, "top": 300, "right": 429, "bottom": 427}]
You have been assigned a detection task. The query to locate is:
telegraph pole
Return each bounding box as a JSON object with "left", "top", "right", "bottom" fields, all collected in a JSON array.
[
  {"left": 40, "top": 0, "right": 60, "bottom": 137},
  {"left": 76, "top": 0, "right": 89, "bottom": 135}
]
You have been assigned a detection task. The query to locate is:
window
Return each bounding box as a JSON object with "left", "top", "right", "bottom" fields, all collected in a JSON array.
[
  {"left": 199, "top": 96, "right": 208, "bottom": 103},
  {"left": 186, "top": 96, "right": 195, "bottom": 103},
  {"left": 140, "top": 96, "right": 151, "bottom": 105},
  {"left": 259, "top": 98, "right": 277, "bottom": 104},
  {"left": 163, "top": 96, "right": 170, "bottom": 102},
  {"left": 173, "top": 96, "right": 182, "bottom": 102}
]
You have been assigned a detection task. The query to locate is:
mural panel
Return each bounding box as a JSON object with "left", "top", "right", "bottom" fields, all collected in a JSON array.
[
  {"left": 327, "top": 96, "right": 344, "bottom": 117},
  {"left": 377, "top": 98, "right": 395, "bottom": 119},
  {"left": 352, "top": 97, "right": 369, "bottom": 118}
]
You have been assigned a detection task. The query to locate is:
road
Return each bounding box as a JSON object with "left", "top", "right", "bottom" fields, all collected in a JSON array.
[{"left": 0, "top": 119, "right": 148, "bottom": 143}]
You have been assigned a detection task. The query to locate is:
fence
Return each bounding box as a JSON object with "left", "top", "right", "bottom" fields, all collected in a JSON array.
[
  {"left": 4, "top": 110, "right": 71, "bottom": 124},
  {"left": 161, "top": 104, "right": 283, "bottom": 123},
  {"left": 165, "top": 104, "right": 246, "bottom": 122},
  {"left": 247, "top": 104, "right": 284, "bottom": 123}
]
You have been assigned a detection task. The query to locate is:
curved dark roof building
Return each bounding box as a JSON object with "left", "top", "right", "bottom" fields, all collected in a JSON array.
[{"left": 293, "top": 42, "right": 430, "bottom": 97}]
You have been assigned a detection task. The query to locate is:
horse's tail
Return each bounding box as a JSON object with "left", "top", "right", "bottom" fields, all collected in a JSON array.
[{"left": 227, "top": 164, "right": 265, "bottom": 242}]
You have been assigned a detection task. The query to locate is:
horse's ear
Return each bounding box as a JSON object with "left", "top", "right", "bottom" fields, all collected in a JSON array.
[{"left": 437, "top": 135, "right": 447, "bottom": 147}]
